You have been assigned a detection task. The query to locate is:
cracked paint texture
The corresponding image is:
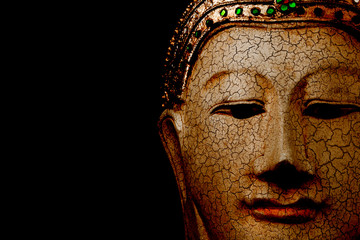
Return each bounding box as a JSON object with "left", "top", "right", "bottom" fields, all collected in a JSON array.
[{"left": 160, "top": 25, "right": 360, "bottom": 239}]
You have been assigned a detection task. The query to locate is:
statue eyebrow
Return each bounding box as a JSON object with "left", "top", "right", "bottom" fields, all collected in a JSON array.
[
  {"left": 299, "top": 66, "right": 360, "bottom": 90},
  {"left": 304, "top": 65, "right": 360, "bottom": 78},
  {"left": 201, "top": 68, "right": 272, "bottom": 92},
  {"left": 202, "top": 70, "right": 231, "bottom": 91}
]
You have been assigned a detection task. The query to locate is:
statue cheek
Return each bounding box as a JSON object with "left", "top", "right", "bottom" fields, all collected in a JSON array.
[
  {"left": 305, "top": 117, "right": 360, "bottom": 191},
  {"left": 182, "top": 112, "right": 267, "bottom": 194}
]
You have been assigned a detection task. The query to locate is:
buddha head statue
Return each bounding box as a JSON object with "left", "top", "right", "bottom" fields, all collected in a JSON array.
[{"left": 159, "top": 0, "right": 360, "bottom": 239}]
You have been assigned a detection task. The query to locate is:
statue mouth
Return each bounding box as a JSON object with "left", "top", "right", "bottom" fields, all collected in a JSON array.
[{"left": 246, "top": 198, "right": 327, "bottom": 224}]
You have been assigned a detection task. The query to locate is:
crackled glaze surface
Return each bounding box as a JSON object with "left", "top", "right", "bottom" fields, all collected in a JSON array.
[{"left": 160, "top": 26, "right": 360, "bottom": 239}]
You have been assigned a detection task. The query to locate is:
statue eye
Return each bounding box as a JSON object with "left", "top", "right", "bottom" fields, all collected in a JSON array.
[
  {"left": 303, "top": 103, "right": 360, "bottom": 119},
  {"left": 211, "top": 103, "right": 265, "bottom": 119}
]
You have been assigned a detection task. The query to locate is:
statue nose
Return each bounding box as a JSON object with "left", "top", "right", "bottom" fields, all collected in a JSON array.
[
  {"left": 252, "top": 98, "right": 316, "bottom": 188},
  {"left": 257, "top": 160, "right": 314, "bottom": 190}
]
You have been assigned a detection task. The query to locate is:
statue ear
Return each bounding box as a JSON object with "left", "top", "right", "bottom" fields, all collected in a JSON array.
[
  {"left": 159, "top": 110, "right": 211, "bottom": 239},
  {"left": 158, "top": 110, "right": 187, "bottom": 204}
]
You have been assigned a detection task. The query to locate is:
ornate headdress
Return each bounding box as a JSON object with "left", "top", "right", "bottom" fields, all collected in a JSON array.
[{"left": 161, "top": 0, "right": 360, "bottom": 108}]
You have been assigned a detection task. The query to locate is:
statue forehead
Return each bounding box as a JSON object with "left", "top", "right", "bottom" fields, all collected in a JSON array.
[
  {"left": 190, "top": 26, "right": 360, "bottom": 82},
  {"left": 183, "top": 26, "right": 360, "bottom": 107},
  {"left": 199, "top": 25, "right": 349, "bottom": 49}
]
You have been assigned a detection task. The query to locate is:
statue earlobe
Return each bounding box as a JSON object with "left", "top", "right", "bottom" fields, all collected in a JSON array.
[
  {"left": 159, "top": 111, "right": 211, "bottom": 239},
  {"left": 158, "top": 110, "right": 187, "bottom": 204}
]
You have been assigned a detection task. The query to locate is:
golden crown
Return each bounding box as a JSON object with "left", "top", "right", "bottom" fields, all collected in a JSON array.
[{"left": 161, "top": 0, "right": 360, "bottom": 108}]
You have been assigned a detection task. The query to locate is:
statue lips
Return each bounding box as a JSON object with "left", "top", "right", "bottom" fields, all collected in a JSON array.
[{"left": 248, "top": 198, "right": 326, "bottom": 224}]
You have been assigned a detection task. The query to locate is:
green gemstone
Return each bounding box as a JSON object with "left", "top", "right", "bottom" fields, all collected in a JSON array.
[
  {"left": 251, "top": 8, "right": 260, "bottom": 16},
  {"left": 194, "top": 30, "right": 201, "bottom": 38},
  {"left": 276, "top": 0, "right": 283, "bottom": 3},
  {"left": 235, "top": 8, "right": 243, "bottom": 15},
  {"left": 267, "top": 7, "right": 276, "bottom": 15},
  {"left": 220, "top": 9, "right": 227, "bottom": 17},
  {"left": 289, "top": 2, "right": 296, "bottom": 8},
  {"left": 280, "top": 4, "right": 289, "bottom": 11}
]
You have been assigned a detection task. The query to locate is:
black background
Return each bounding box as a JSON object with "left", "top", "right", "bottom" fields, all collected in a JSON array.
[
  {"left": 15, "top": 0, "right": 193, "bottom": 237},
  {"left": 140, "top": 0, "right": 191, "bottom": 239},
  {"left": 85, "top": 1, "right": 191, "bottom": 238}
]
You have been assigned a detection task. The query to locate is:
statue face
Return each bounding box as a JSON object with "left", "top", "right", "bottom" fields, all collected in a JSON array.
[{"left": 160, "top": 26, "right": 360, "bottom": 239}]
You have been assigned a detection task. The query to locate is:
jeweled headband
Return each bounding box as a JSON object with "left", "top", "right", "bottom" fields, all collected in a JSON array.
[{"left": 161, "top": 0, "right": 360, "bottom": 108}]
